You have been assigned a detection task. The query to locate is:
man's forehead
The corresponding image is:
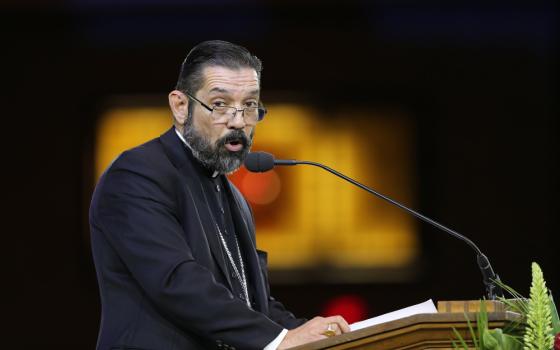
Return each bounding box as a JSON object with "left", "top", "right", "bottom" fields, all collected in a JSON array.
[{"left": 200, "top": 65, "right": 260, "bottom": 94}]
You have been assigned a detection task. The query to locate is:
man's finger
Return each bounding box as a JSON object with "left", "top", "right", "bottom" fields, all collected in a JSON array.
[{"left": 325, "top": 315, "right": 351, "bottom": 333}]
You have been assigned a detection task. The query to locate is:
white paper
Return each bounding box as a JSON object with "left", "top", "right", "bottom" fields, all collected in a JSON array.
[{"left": 349, "top": 299, "right": 438, "bottom": 331}]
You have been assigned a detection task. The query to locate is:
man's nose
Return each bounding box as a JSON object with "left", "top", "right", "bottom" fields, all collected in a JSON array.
[{"left": 226, "top": 109, "right": 246, "bottom": 129}]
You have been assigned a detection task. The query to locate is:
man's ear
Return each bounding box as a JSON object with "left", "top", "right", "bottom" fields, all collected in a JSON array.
[{"left": 168, "top": 90, "right": 189, "bottom": 126}]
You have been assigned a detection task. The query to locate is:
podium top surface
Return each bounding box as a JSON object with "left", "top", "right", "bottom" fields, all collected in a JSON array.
[{"left": 289, "top": 310, "right": 522, "bottom": 350}]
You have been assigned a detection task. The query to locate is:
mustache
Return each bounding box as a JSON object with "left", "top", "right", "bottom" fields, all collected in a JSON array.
[{"left": 216, "top": 130, "right": 250, "bottom": 148}]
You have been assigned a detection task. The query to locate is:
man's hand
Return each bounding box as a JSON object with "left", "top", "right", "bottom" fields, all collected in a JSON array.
[{"left": 277, "top": 315, "right": 350, "bottom": 349}]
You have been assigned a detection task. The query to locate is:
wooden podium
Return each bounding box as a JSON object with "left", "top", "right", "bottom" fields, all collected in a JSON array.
[{"left": 290, "top": 300, "right": 522, "bottom": 350}]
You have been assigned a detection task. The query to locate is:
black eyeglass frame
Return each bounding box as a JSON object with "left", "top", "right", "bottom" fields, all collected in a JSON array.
[{"left": 184, "top": 91, "right": 267, "bottom": 122}]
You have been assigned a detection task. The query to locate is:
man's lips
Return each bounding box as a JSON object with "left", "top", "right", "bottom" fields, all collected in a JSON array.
[{"left": 224, "top": 140, "right": 244, "bottom": 152}]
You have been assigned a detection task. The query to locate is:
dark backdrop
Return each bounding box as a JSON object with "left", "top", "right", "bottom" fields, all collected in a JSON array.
[{"left": 4, "top": 0, "right": 557, "bottom": 347}]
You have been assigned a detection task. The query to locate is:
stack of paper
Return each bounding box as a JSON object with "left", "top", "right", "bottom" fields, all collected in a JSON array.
[{"left": 349, "top": 299, "right": 438, "bottom": 332}]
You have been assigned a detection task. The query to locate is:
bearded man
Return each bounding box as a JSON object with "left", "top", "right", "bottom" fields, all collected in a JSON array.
[{"left": 89, "top": 40, "right": 349, "bottom": 350}]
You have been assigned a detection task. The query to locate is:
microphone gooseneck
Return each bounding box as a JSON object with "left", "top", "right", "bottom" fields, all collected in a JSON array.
[{"left": 243, "top": 151, "right": 503, "bottom": 300}]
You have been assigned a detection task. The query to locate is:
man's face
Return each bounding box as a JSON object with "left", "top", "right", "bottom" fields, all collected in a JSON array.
[{"left": 183, "top": 66, "right": 260, "bottom": 174}]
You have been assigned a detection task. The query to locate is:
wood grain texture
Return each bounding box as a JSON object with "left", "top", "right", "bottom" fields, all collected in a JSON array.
[{"left": 290, "top": 302, "right": 522, "bottom": 350}]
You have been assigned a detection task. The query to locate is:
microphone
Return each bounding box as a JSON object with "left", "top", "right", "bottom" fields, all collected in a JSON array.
[
  {"left": 244, "top": 151, "right": 503, "bottom": 300},
  {"left": 244, "top": 151, "right": 296, "bottom": 171}
]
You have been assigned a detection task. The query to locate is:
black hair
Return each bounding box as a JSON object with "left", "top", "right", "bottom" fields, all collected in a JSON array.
[{"left": 175, "top": 40, "right": 262, "bottom": 96}]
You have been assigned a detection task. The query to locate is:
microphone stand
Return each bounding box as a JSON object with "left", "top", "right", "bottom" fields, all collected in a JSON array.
[{"left": 278, "top": 159, "right": 503, "bottom": 300}]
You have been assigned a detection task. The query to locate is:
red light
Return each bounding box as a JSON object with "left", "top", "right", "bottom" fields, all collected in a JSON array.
[
  {"left": 230, "top": 167, "right": 281, "bottom": 205},
  {"left": 322, "top": 295, "right": 368, "bottom": 324}
]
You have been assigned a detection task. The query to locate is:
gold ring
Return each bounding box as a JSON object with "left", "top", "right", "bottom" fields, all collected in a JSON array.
[{"left": 322, "top": 323, "right": 336, "bottom": 337}]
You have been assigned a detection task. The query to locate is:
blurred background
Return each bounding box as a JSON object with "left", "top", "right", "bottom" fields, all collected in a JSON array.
[{"left": 4, "top": 0, "right": 557, "bottom": 347}]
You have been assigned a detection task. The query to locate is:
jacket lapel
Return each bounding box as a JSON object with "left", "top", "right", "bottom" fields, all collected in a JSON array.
[
  {"left": 225, "top": 180, "right": 269, "bottom": 314},
  {"left": 159, "top": 128, "right": 233, "bottom": 291}
]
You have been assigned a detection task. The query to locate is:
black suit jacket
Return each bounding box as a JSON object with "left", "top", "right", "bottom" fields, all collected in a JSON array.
[{"left": 90, "top": 127, "right": 304, "bottom": 350}]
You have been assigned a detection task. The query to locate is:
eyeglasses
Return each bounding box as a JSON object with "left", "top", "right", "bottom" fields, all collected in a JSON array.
[{"left": 184, "top": 91, "right": 267, "bottom": 124}]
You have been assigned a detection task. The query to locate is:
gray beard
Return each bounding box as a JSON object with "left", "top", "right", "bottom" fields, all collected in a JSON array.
[{"left": 182, "top": 116, "right": 253, "bottom": 174}]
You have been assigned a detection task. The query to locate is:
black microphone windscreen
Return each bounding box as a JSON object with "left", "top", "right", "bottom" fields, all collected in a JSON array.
[{"left": 244, "top": 152, "right": 275, "bottom": 172}]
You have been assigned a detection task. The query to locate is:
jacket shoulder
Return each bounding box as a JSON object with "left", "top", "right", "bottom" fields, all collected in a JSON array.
[
  {"left": 93, "top": 137, "right": 179, "bottom": 208},
  {"left": 110, "top": 137, "right": 169, "bottom": 172}
]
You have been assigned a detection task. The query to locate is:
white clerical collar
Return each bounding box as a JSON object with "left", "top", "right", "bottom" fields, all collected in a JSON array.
[{"left": 175, "top": 127, "right": 220, "bottom": 178}]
